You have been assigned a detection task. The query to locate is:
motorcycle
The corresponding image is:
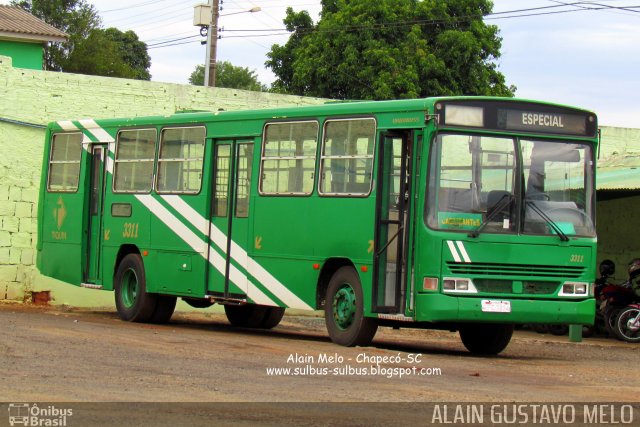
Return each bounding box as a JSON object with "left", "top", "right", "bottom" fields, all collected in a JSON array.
[
  {"left": 595, "top": 259, "right": 638, "bottom": 337},
  {"left": 613, "top": 259, "right": 640, "bottom": 343}
]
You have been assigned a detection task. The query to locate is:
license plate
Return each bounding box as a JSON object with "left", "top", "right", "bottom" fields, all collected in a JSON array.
[{"left": 481, "top": 300, "right": 511, "bottom": 313}]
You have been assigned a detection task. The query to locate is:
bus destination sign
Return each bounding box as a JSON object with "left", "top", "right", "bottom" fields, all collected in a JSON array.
[{"left": 498, "top": 109, "right": 587, "bottom": 136}]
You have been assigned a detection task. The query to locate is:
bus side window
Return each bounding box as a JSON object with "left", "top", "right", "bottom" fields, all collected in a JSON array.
[
  {"left": 156, "top": 126, "right": 206, "bottom": 194},
  {"left": 47, "top": 132, "right": 83, "bottom": 192},
  {"left": 260, "top": 121, "right": 319, "bottom": 195},
  {"left": 319, "top": 118, "right": 376, "bottom": 196},
  {"left": 113, "top": 128, "right": 157, "bottom": 193}
]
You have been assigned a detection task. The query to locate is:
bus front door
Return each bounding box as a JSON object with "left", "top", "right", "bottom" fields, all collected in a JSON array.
[
  {"left": 372, "top": 132, "right": 413, "bottom": 313},
  {"left": 208, "top": 140, "right": 254, "bottom": 299},
  {"left": 85, "top": 144, "right": 106, "bottom": 284}
]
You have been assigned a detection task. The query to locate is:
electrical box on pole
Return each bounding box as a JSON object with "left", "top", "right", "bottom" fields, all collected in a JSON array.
[{"left": 193, "top": 4, "right": 212, "bottom": 26}]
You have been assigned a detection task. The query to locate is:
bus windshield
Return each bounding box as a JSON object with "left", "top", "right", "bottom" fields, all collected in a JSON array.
[{"left": 427, "top": 133, "right": 595, "bottom": 237}]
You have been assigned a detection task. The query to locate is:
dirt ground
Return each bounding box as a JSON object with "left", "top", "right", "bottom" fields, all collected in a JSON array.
[{"left": 1, "top": 302, "right": 639, "bottom": 425}]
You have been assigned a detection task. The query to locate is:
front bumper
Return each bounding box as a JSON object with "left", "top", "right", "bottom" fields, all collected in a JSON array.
[{"left": 414, "top": 293, "right": 595, "bottom": 325}]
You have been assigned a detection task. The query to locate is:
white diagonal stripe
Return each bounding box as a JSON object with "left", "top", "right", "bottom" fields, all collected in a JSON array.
[
  {"left": 162, "top": 195, "right": 209, "bottom": 235},
  {"left": 79, "top": 119, "right": 115, "bottom": 142},
  {"left": 137, "top": 195, "right": 277, "bottom": 306},
  {"left": 57, "top": 120, "right": 78, "bottom": 131},
  {"left": 447, "top": 240, "right": 462, "bottom": 263},
  {"left": 163, "top": 195, "right": 312, "bottom": 310},
  {"left": 455, "top": 241, "right": 472, "bottom": 263},
  {"left": 135, "top": 195, "right": 206, "bottom": 253}
]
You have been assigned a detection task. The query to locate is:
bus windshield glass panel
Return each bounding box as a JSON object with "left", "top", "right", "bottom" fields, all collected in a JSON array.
[
  {"left": 427, "top": 134, "right": 595, "bottom": 237},
  {"left": 521, "top": 139, "right": 595, "bottom": 237}
]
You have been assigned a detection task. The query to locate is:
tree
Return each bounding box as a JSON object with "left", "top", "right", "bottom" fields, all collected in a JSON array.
[
  {"left": 266, "top": 0, "right": 515, "bottom": 99},
  {"left": 101, "top": 28, "right": 151, "bottom": 80},
  {"left": 63, "top": 28, "right": 150, "bottom": 79},
  {"left": 11, "top": 1, "right": 151, "bottom": 80},
  {"left": 11, "top": 0, "right": 101, "bottom": 71},
  {"left": 189, "top": 61, "right": 267, "bottom": 91}
]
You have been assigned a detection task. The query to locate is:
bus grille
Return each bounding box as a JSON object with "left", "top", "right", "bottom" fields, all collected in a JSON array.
[
  {"left": 473, "top": 279, "right": 560, "bottom": 295},
  {"left": 446, "top": 262, "right": 585, "bottom": 279}
]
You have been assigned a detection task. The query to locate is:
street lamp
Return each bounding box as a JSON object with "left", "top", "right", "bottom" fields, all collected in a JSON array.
[{"left": 196, "top": 2, "right": 261, "bottom": 87}]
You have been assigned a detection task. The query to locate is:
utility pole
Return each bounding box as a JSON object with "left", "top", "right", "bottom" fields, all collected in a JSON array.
[
  {"left": 197, "top": 2, "right": 260, "bottom": 87},
  {"left": 204, "top": 0, "right": 220, "bottom": 87}
]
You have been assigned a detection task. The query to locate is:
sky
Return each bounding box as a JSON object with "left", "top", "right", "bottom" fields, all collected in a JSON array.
[{"left": 3, "top": 0, "right": 639, "bottom": 128}]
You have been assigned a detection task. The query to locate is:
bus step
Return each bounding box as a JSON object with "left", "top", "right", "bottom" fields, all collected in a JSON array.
[
  {"left": 206, "top": 295, "right": 247, "bottom": 305},
  {"left": 80, "top": 283, "right": 103, "bottom": 290}
]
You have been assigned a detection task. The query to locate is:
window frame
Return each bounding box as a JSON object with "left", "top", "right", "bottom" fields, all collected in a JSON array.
[
  {"left": 258, "top": 119, "right": 320, "bottom": 197},
  {"left": 112, "top": 127, "right": 158, "bottom": 194},
  {"left": 155, "top": 125, "right": 206, "bottom": 195},
  {"left": 47, "top": 132, "right": 83, "bottom": 193},
  {"left": 318, "top": 116, "right": 377, "bottom": 198}
]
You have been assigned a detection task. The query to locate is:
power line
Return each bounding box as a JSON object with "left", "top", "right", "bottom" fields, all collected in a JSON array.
[{"left": 143, "top": 1, "right": 640, "bottom": 49}]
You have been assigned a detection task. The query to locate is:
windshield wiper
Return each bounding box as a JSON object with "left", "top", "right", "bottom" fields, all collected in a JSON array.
[
  {"left": 468, "top": 194, "right": 514, "bottom": 238},
  {"left": 525, "top": 200, "right": 569, "bottom": 242}
]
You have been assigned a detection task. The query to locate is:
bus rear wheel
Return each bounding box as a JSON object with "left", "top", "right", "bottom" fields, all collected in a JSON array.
[
  {"left": 324, "top": 266, "right": 378, "bottom": 347},
  {"left": 114, "top": 253, "right": 157, "bottom": 322},
  {"left": 224, "top": 304, "right": 268, "bottom": 328},
  {"left": 259, "top": 307, "right": 285, "bottom": 329},
  {"left": 459, "top": 323, "right": 513, "bottom": 355}
]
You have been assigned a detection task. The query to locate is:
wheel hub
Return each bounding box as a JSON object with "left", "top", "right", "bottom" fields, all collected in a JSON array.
[
  {"left": 121, "top": 268, "right": 139, "bottom": 308},
  {"left": 332, "top": 284, "right": 356, "bottom": 330}
]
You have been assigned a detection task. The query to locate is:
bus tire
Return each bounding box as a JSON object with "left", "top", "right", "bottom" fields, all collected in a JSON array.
[
  {"left": 183, "top": 298, "right": 214, "bottom": 309},
  {"left": 224, "top": 304, "right": 268, "bottom": 328},
  {"left": 324, "top": 266, "right": 378, "bottom": 347},
  {"left": 114, "top": 253, "right": 157, "bottom": 323},
  {"left": 259, "top": 307, "right": 285, "bottom": 329},
  {"left": 150, "top": 295, "right": 177, "bottom": 324},
  {"left": 459, "top": 323, "right": 513, "bottom": 355}
]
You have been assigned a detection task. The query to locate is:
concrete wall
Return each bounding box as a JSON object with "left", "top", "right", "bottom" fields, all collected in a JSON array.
[{"left": 0, "top": 55, "right": 324, "bottom": 305}]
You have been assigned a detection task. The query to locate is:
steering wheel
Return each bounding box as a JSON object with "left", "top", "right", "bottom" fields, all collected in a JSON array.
[{"left": 546, "top": 207, "right": 593, "bottom": 228}]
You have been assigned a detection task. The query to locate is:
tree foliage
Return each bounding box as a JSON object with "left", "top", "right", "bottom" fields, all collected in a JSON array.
[
  {"left": 11, "top": 0, "right": 150, "bottom": 80},
  {"left": 11, "top": 0, "right": 100, "bottom": 71},
  {"left": 189, "top": 61, "right": 266, "bottom": 91},
  {"left": 266, "top": 0, "right": 514, "bottom": 99},
  {"left": 64, "top": 28, "right": 151, "bottom": 80}
]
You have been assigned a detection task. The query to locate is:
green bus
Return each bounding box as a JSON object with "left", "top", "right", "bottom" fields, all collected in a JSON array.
[{"left": 37, "top": 97, "right": 598, "bottom": 354}]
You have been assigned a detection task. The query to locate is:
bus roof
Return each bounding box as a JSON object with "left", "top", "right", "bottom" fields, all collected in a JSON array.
[{"left": 48, "top": 96, "right": 596, "bottom": 130}]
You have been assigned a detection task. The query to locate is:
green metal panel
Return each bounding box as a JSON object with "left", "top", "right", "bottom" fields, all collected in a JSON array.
[{"left": 0, "top": 40, "right": 42, "bottom": 70}]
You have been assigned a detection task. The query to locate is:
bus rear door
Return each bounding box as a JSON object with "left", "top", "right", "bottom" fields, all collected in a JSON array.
[
  {"left": 85, "top": 144, "right": 107, "bottom": 284},
  {"left": 207, "top": 140, "right": 255, "bottom": 300}
]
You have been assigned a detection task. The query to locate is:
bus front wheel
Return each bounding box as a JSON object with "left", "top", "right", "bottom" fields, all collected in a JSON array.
[
  {"left": 324, "top": 266, "right": 378, "bottom": 347},
  {"left": 458, "top": 323, "right": 513, "bottom": 355},
  {"left": 114, "top": 253, "right": 158, "bottom": 322}
]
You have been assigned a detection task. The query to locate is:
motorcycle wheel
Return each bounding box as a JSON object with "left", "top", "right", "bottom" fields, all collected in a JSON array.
[
  {"left": 604, "top": 307, "right": 623, "bottom": 339},
  {"left": 615, "top": 307, "right": 640, "bottom": 343}
]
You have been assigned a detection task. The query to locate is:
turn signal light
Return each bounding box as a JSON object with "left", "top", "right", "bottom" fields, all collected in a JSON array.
[{"left": 423, "top": 277, "right": 438, "bottom": 291}]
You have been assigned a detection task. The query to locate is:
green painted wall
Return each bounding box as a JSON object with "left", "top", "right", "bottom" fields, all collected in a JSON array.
[
  {"left": 0, "top": 55, "right": 325, "bottom": 306},
  {"left": 0, "top": 40, "right": 42, "bottom": 70}
]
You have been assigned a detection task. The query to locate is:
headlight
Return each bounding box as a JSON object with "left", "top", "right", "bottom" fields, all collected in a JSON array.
[
  {"left": 559, "top": 282, "right": 590, "bottom": 297},
  {"left": 442, "top": 278, "right": 478, "bottom": 294}
]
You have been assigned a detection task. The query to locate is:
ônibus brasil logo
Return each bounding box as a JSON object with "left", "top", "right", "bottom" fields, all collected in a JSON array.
[{"left": 8, "top": 403, "right": 72, "bottom": 426}]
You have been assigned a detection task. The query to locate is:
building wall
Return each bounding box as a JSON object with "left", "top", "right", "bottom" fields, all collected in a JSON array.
[
  {"left": 596, "top": 194, "right": 640, "bottom": 282},
  {"left": 0, "top": 55, "right": 324, "bottom": 304},
  {"left": 0, "top": 40, "right": 42, "bottom": 70}
]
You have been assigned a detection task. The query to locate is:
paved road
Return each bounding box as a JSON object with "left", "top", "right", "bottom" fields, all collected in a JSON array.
[{"left": 1, "top": 303, "right": 639, "bottom": 425}]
